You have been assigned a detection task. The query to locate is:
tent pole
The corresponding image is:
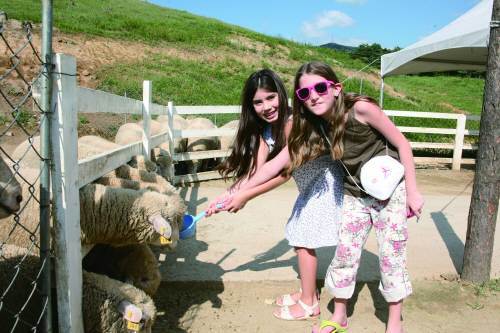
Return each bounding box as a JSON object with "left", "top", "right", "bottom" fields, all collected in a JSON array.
[{"left": 379, "top": 77, "right": 385, "bottom": 109}]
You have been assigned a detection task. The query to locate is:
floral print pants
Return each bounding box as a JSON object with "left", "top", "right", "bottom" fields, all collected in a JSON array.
[{"left": 325, "top": 182, "right": 412, "bottom": 302}]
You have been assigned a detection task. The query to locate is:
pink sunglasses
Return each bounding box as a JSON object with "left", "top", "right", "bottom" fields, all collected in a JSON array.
[{"left": 295, "top": 80, "right": 335, "bottom": 101}]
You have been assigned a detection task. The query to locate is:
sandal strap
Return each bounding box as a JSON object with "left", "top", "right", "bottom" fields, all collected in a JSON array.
[
  {"left": 297, "top": 300, "right": 319, "bottom": 316},
  {"left": 319, "top": 320, "right": 348, "bottom": 332},
  {"left": 280, "top": 293, "right": 295, "bottom": 306},
  {"left": 276, "top": 288, "right": 302, "bottom": 306}
]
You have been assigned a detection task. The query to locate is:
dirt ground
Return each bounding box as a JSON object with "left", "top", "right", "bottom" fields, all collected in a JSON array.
[{"left": 151, "top": 279, "right": 500, "bottom": 333}]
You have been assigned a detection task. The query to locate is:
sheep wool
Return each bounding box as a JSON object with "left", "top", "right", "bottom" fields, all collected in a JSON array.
[
  {"left": 79, "top": 184, "right": 181, "bottom": 246},
  {"left": 0, "top": 244, "right": 156, "bottom": 333}
]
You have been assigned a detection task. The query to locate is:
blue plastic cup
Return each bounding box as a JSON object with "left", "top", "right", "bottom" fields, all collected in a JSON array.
[{"left": 180, "top": 203, "right": 223, "bottom": 239}]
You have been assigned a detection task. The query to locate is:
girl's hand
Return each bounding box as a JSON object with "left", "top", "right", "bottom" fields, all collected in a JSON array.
[
  {"left": 406, "top": 190, "right": 424, "bottom": 218},
  {"left": 206, "top": 193, "right": 232, "bottom": 216},
  {"left": 222, "top": 191, "right": 249, "bottom": 214}
]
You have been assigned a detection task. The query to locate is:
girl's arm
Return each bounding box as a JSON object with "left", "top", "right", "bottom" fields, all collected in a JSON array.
[
  {"left": 354, "top": 101, "right": 424, "bottom": 216},
  {"left": 236, "top": 117, "right": 293, "bottom": 192},
  {"left": 224, "top": 174, "right": 290, "bottom": 213},
  {"left": 229, "top": 136, "right": 270, "bottom": 191},
  {"left": 208, "top": 118, "right": 293, "bottom": 215},
  {"left": 238, "top": 145, "right": 290, "bottom": 192},
  {"left": 208, "top": 146, "right": 290, "bottom": 215},
  {"left": 206, "top": 136, "right": 269, "bottom": 215}
]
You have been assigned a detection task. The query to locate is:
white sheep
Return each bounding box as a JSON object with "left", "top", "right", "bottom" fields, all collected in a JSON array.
[
  {"left": 0, "top": 168, "right": 175, "bottom": 248},
  {"left": 156, "top": 114, "right": 189, "bottom": 153},
  {"left": 0, "top": 154, "right": 22, "bottom": 219},
  {"left": 10, "top": 136, "right": 184, "bottom": 246},
  {"left": 114, "top": 119, "right": 187, "bottom": 177},
  {"left": 0, "top": 244, "right": 156, "bottom": 333},
  {"left": 219, "top": 119, "right": 239, "bottom": 151},
  {"left": 184, "top": 117, "right": 220, "bottom": 174},
  {"left": 6, "top": 137, "right": 185, "bottom": 297}
]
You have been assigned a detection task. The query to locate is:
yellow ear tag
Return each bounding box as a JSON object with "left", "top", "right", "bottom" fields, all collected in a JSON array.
[
  {"left": 160, "top": 227, "right": 172, "bottom": 244},
  {"left": 126, "top": 320, "right": 140, "bottom": 331},
  {"left": 160, "top": 236, "right": 172, "bottom": 244}
]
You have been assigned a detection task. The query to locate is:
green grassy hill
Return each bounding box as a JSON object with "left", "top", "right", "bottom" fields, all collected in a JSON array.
[{"left": 2, "top": 0, "right": 485, "bottom": 145}]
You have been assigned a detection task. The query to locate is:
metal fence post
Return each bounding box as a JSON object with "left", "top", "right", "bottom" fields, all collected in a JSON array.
[
  {"left": 142, "top": 80, "right": 151, "bottom": 159},
  {"left": 452, "top": 114, "right": 466, "bottom": 170},
  {"left": 51, "top": 53, "right": 84, "bottom": 333},
  {"left": 40, "top": 0, "right": 53, "bottom": 332}
]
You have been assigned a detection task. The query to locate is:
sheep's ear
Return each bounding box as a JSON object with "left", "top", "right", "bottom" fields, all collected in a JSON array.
[{"left": 149, "top": 215, "right": 172, "bottom": 238}]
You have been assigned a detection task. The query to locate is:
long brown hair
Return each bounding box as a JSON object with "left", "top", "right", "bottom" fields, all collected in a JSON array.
[
  {"left": 219, "top": 69, "right": 290, "bottom": 180},
  {"left": 287, "top": 61, "right": 377, "bottom": 174}
]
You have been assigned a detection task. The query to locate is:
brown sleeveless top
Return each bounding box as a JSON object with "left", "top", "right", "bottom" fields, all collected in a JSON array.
[{"left": 342, "top": 110, "right": 399, "bottom": 197}]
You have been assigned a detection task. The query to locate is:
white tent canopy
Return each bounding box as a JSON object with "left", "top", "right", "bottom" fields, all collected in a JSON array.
[{"left": 380, "top": 0, "right": 493, "bottom": 77}]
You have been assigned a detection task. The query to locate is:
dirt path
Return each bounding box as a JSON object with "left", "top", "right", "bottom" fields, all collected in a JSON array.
[
  {"left": 150, "top": 169, "right": 499, "bottom": 332},
  {"left": 152, "top": 280, "right": 499, "bottom": 333}
]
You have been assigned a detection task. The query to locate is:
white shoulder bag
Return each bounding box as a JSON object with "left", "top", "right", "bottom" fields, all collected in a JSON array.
[{"left": 320, "top": 124, "right": 404, "bottom": 200}]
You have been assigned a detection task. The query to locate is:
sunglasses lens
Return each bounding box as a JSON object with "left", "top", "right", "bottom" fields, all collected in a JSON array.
[
  {"left": 297, "top": 88, "right": 309, "bottom": 100},
  {"left": 315, "top": 82, "right": 328, "bottom": 94}
]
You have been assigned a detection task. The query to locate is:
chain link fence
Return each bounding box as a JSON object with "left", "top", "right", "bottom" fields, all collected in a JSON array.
[{"left": 0, "top": 12, "right": 52, "bottom": 332}]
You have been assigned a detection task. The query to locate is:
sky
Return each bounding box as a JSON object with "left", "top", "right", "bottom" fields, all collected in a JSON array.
[{"left": 151, "top": 0, "right": 482, "bottom": 49}]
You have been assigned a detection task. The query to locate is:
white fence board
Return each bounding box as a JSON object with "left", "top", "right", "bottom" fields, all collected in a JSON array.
[
  {"left": 174, "top": 105, "right": 241, "bottom": 115},
  {"left": 174, "top": 170, "right": 223, "bottom": 184},
  {"left": 173, "top": 128, "right": 237, "bottom": 139},
  {"left": 78, "top": 142, "right": 143, "bottom": 188},
  {"left": 173, "top": 149, "right": 231, "bottom": 162},
  {"left": 78, "top": 87, "right": 143, "bottom": 115}
]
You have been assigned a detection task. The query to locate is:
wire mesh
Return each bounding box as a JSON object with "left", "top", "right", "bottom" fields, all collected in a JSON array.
[{"left": 0, "top": 12, "right": 51, "bottom": 332}]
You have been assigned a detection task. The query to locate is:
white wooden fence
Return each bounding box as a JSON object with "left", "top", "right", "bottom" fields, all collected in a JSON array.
[{"left": 49, "top": 53, "right": 480, "bottom": 331}]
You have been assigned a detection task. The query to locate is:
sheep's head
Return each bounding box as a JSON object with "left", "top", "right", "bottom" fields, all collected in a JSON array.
[
  {"left": 118, "top": 245, "right": 161, "bottom": 297},
  {"left": 0, "top": 156, "right": 22, "bottom": 218}
]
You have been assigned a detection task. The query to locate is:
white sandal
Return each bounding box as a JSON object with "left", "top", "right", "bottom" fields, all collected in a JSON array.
[
  {"left": 275, "top": 288, "right": 320, "bottom": 306},
  {"left": 275, "top": 289, "right": 301, "bottom": 306},
  {"left": 273, "top": 299, "right": 320, "bottom": 321}
]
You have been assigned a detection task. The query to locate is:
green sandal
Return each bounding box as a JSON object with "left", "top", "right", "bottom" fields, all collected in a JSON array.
[{"left": 318, "top": 320, "right": 348, "bottom": 332}]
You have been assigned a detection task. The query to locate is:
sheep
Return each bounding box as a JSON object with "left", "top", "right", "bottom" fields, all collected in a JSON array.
[
  {"left": 0, "top": 168, "right": 176, "bottom": 248},
  {"left": 184, "top": 117, "right": 220, "bottom": 174},
  {"left": 9, "top": 136, "right": 186, "bottom": 250},
  {"left": 6, "top": 137, "right": 185, "bottom": 298},
  {"left": 0, "top": 154, "right": 22, "bottom": 219},
  {"left": 0, "top": 244, "right": 156, "bottom": 333},
  {"left": 219, "top": 119, "right": 239, "bottom": 151},
  {"left": 0, "top": 170, "right": 166, "bottom": 327},
  {"left": 114, "top": 119, "right": 186, "bottom": 177},
  {"left": 156, "top": 114, "right": 189, "bottom": 153},
  {"left": 0, "top": 169, "right": 165, "bottom": 328}
]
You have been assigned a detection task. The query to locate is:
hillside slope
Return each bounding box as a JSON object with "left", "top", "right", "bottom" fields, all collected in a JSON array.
[{"left": 0, "top": 0, "right": 485, "bottom": 143}]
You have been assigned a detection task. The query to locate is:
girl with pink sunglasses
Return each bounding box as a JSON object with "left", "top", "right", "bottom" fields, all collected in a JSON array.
[{"left": 297, "top": 61, "right": 423, "bottom": 333}]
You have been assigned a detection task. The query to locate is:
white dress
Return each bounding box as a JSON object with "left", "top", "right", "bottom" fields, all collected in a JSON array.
[{"left": 285, "top": 155, "right": 344, "bottom": 249}]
